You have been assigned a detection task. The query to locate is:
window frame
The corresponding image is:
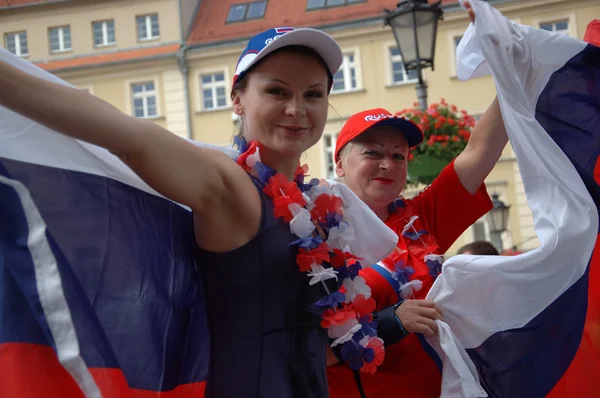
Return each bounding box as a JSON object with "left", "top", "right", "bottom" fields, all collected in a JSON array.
[
  {"left": 48, "top": 25, "right": 72, "bottom": 54},
  {"left": 126, "top": 77, "right": 162, "bottom": 119},
  {"left": 136, "top": 13, "right": 160, "bottom": 42},
  {"left": 385, "top": 43, "right": 418, "bottom": 86},
  {"left": 322, "top": 132, "right": 339, "bottom": 179},
  {"left": 307, "top": 0, "right": 365, "bottom": 11},
  {"left": 226, "top": 0, "right": 268, "bottom": 23},
  {"left": 535, "top": 14, "right": 576, "bottom": 37},
  {"left": 4, "top": 31, "right": 28, "bottom": 57},
  {"left": 92, "top": 19, "right": 116, "bottom": 48},
  {"left": 330, "top": 48, "right": 362, "bottom": 95},
  {"left": 195, "top": 67, "right": 232, "bottom": 112}
]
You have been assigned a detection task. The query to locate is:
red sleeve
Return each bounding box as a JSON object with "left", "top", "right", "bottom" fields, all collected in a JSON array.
[
  {"left": 360, "top": 267, "right": 399, "bottom": 312},
  {"left": 410, "top": 158, "right": 493, "bottom": 253}
]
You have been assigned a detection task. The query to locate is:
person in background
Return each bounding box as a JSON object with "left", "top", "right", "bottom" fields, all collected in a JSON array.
[{"left": 457, "top": 240, "right": 500, "bottom": 255}]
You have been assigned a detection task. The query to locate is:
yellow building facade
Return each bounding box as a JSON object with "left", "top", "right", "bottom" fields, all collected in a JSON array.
[
  {"left": 185, "top": 0, "right": 600, "bottom": 254},
  {"left": 3, "top": 0, "right": 599, "bottom": 254}
]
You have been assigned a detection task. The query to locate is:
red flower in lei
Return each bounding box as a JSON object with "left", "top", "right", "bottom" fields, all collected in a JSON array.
[
  {"left": 264, "top": 174, "right": 306, "bottom": 222},
  {"left": 385, "top": 198, "right": 444, "bottom": 299},
  {"left": 236, "top": 140, "right": 385, "bottom": 374}
]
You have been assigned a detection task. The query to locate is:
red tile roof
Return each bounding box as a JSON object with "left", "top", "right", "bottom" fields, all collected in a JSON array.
[
  {"left": 188, "top": 0, "right": 459, "bottom": 45},
  {"left": 36, "top": 43, "right": 180, "bottom": 72},
  {"left": 0, "top": 0, "right": 69, "bottom": 9}
]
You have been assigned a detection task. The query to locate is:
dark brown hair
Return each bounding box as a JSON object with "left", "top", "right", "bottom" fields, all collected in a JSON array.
[{"left": 457, "top": 241, "right": 500, "bottom": 256}]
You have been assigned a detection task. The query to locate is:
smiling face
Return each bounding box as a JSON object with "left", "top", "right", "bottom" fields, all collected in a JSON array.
[
  {"left": 232, "top": 47, "right": 330, "bottom": 163},
  {"left": 336, "top": 126, "right": 410, "bottom": 218}
]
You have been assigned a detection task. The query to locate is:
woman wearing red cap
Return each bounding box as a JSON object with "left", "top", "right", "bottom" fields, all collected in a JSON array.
[
  {"left": 326, "top": 6, "right": 508, "bottom": 396},
  {"left": 0, "top": 26, "right": 400, "bottom": 397},
  {"left": 326, "top": 98, "right": 507, "bottom": 397}
]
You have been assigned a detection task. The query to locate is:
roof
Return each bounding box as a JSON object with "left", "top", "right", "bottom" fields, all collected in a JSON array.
[
  {"left": 35, "top": 43, "right": 180, "bottom": 72},
  {"left": 0, "top": 0, "right": 69, "bottom": 10},
  {"left": 187, "top": 0, "right": 459, "bottom": 45}
]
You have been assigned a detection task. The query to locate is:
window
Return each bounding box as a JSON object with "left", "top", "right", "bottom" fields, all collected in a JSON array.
[
  {"left": 323, "top": 133, "right": 339, "bottom": 178},
  {"left": 93, "top": 20, "right": 116, "bottom": 47},
  {"left": 131, "top": 82, "right": 158, "bottom": 118},
  {"left": 200, "top": 72, "right": 227, "bottom": 110},
  {"left": 307, "top": 0, "right": 364, "bottom": 10},
  {"left": 4, "top": 31, "right": 28, "bottom": 57},
  {"left": 539, "top": 19, "right": 569, "bottom": 33},
  {"left": 389, "top": 47, "right": 417, "bottom": 84},
  {"left": 473, "top": 219, "right": 503, "bottom": 253},
  {"left": 137, "top": 14, "right": 160, "bottom": 41},
  {"left": 49, "top": 26, "right": 72, "bottom": 53},
  {"left": 454, "top": 36, "right": 462, "bottom": 49},
  {"left": 332, "top": 52, "right": 359, "bottom": 93},
  {"left": 226, "top": 1, "right": 267, "bottom": 22}
]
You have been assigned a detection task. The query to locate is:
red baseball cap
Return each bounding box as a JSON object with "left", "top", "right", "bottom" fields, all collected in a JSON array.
[
  {"left": 334, "top": 108, "right": 424, "bottom": 160},
  {"left": 584, "top": 20, "right": 600, "bottom": 46}
]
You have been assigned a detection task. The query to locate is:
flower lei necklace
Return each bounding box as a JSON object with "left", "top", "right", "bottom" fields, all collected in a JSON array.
[
  {"left": 235, "top": 137, "right": 385, "bottom": 374},
  {"left": 382, "top": 199, "right": 444, "bottom": 301}
]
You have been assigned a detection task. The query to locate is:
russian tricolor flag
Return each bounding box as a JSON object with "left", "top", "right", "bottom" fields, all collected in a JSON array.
[
  {"left": 0, "top": 49, "right": 216, "bottom": 396},
  {"left": 425, "top": 1, "right": 600, "bottom": 397}
]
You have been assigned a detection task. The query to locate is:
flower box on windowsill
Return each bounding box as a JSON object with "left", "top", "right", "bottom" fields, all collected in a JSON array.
[{"left": 396, "top": 98, "right": 476, "bottom": 187}]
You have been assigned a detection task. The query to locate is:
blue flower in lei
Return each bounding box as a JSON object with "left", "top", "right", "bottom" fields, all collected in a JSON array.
[
  {"left": 393, "top": 260, "right": 415, "bottom": 284},
  {"left": 296, "top": 174, "right": 319, "bottom": 193},
  {"left": 335, "top": 260, "right": 361, "bottom": 282},
  {"left": 323, "top": 211, "right": 343, "bottom": 229},
  {"left": 254, "top": 161, "right": 277, "bottom": 185},
  {"left": 358, "top": 316, "right": 378, "bottom": 337},
  {"left": 426, "top": 257, "right": 443, "bottom": 277},
  {"left": 387, "top": 198, "right": 406, "bottom": 213},
  {"left": 403, "top": 229, "right": 429, "bottom": 241},
  {"left": 233, "top": 135, "right": 249, "bottom": 153},
  {"left": 340, "top": 340, "right": 376, "bottom": 370},
  {"left": 289, "top": 236, "right": 324, "bottom": 250},
  {"left": 314, "top": 291, "right": 346, "bottom": 308}
]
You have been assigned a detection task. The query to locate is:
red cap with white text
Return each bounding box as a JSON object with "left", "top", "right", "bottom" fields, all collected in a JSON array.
[{"left": 334, "top": 108, "right": 424, "bottom": 160}]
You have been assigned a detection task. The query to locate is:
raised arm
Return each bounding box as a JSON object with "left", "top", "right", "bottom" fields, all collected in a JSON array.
[
  {"left": 454, "top": 2, "right": 508, "bottom": 194},
  {"left": 454, "top": 97, "right": 508, "bottom": 194},
  {"left": 0, "top": 61, "right": 259, "bottom": 247}
]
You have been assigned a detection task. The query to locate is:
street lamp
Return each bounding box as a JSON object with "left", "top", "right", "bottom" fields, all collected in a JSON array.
[
  {"left": 384, "top": 0, "right": 444, "bottom": 110},
  {"left": 486, "top": 193, "right": 511, "bottom": 252}
]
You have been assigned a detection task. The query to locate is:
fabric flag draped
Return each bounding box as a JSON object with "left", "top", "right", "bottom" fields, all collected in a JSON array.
[
  {"left": 424, "top": 1, "right": 600, "bottom": 397},
  {"left": 0, "top": 46, "right": 398, "bottom": 397},
  {"left": 547, "top": 17, "right": 600, "bottom": 398},
  {"left": 0, "top": 49, "right": 214, "bottom": 396}
]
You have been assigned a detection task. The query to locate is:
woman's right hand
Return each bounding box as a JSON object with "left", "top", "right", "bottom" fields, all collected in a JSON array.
[{"left": 394, "top": 300, "right": 442, "bottom": 337}]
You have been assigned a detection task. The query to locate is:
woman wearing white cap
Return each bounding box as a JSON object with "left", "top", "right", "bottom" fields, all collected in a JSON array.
[{"left": 0, "top": 27, "right": 387, "bottom": 397}]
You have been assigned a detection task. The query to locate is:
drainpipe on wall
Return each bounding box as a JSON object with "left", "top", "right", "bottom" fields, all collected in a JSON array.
[
  {"left": 177, "top": 0, "right": 193, "bottom": 139},
  {"left": 176, "top": 44, "right": 193, "bottom": 140}
]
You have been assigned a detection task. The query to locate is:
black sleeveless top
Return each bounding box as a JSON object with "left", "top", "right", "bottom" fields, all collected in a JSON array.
[{"left": 194, "top": 176, "right": 330, "bottom": 397}]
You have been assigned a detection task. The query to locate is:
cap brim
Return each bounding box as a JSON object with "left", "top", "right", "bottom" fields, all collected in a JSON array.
[
  {"left": 373, "top": 119, "right": 424, "bottom": 148},
  {"left": 249, "top": 28, "right": 343, "bottom": 78}
]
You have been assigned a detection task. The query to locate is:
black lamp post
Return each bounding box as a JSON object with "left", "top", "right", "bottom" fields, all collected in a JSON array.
[
  {"left": 486, "top": 193, "right": 511, "bottom": 252},
  {"left": 384, "top": 0, "right": 444, "bottom": 110}
]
